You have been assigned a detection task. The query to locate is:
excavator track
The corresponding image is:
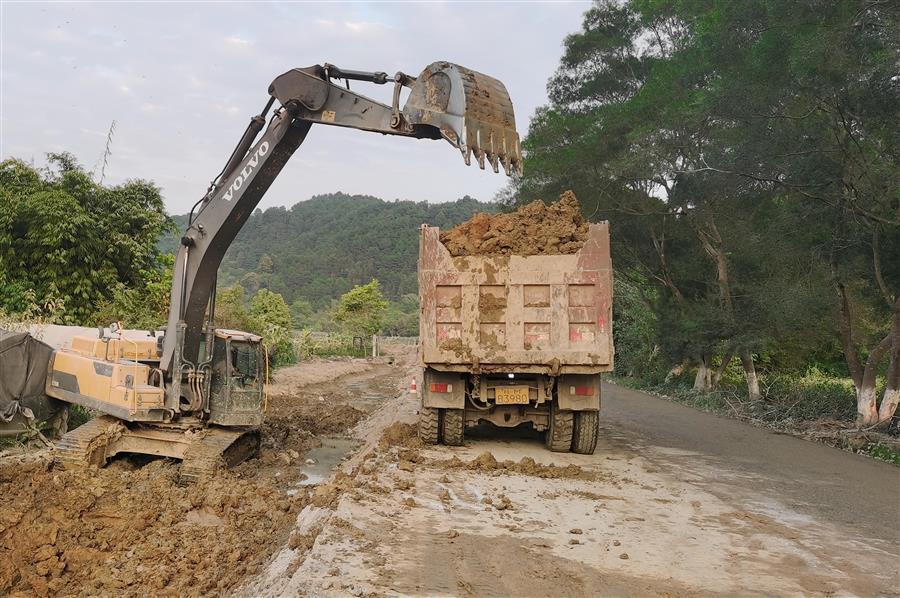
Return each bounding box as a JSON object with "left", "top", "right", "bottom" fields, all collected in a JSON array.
[
  {"left": 179, "top": 427, "right": 260, "bottom": 484},
  {"left": 54, "top": 416, "right": 260, "bottom": 482},
  {"left": 54, "top": 415, "right": 124, "bottom": 469}
]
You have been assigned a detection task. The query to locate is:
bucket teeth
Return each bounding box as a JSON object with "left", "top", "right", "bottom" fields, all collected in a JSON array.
[
  {"left": 403, "top": 61, "right": 522, "bottom": 177},
  {"left": 475, "top": 148, "right": 486, "bottom": 170}
]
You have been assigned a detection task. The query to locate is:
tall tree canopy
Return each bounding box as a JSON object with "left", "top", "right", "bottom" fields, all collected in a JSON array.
[
  {"left": 0, "top": 154, "right": 173, "bottom": 324},
  {"left": 516, "top": 0, "right": 899, "bottom": 424}
]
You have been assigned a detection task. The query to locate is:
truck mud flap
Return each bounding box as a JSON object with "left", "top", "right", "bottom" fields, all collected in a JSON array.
[{"left": 422, "top": 369, "right": 464, "bottom": 409}]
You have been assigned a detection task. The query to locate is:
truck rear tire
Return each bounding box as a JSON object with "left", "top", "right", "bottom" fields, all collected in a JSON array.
[
  {"left": 545, "top": 401, "right": 573, "bottom": 452},
  {"left": 571, "top": 410, "right": 599, "bottom": 454},
  {"left": 419, "top": 407, "right": 441, "bottom": 445},
  {"left": 441, "top": 408, "right": 465, "bottom": 446}
]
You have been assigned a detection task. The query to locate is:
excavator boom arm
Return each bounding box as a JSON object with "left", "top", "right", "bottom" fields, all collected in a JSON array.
[{"left": 160, "top": 62, "right": 521, "bottom": 414}]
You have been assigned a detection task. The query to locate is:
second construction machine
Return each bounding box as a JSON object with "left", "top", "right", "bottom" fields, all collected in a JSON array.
[{"left": 30, "top": 61, "right": 521, "bottom": 481}]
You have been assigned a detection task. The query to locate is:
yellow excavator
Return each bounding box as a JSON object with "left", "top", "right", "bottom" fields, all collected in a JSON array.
[{"left": 0, "top": 62, "right": 520, "bottom": 481}]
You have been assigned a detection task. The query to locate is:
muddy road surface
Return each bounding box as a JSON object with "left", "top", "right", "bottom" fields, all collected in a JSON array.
[
  {"left": 2, "top": 347, "right": 897, "bottom": 596},
  {"left": 248, "top": 367, "right": 899, "bottom": 597}
]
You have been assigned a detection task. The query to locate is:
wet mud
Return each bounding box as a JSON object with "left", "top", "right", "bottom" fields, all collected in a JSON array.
[
  {"left": 440, "top": 190, "right": 588, "bottom": 256},
  {"left": 0, "top": 354, "right": 406, "bottom": 597}
]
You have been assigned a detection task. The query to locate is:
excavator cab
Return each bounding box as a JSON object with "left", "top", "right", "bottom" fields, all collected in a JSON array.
[{"left": 207, "top": 329, "right": 264, "bottom": 427}]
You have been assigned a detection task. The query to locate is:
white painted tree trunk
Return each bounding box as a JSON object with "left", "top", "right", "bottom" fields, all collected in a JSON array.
[
  {"left": 694, "top": 356, "right": 711, "bottom": 391},
  {"left": 878, "top": 386, "right": 899, "bottom": 423},
  {"left": 878, "top": 305, "right": 899, "bottom": 424},
  {"left": 857, "top": 385, "right": 879, "bottom": 427},
  {"left": 666, "top": 361, "right": 687, "bottom": 383},
  {"left": 740, "top": 351, "right": 761, "bottom": 401}
]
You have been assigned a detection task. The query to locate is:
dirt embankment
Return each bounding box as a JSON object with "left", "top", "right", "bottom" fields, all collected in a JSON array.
[
  {"left": 440, "top": 190, "right": 589, "bottom": 256},
  {"left": 0, "top": 354, "right": 406, "bottom": 597}
]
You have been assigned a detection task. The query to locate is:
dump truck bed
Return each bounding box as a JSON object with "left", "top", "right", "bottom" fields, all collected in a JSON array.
[{"left": 418, "top": 223, "right": 613, "bottom": 374}]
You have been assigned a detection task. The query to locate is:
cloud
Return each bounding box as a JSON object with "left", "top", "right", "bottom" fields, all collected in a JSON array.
[
  {"left": 344, "top": 21, "right": 387, "bottom": 34},
  {"left": 79, "top": 127, "right": 108, "bottom": 137},
  {"left": 224, "top": 35, "right": 251, "bottom": 47},
  {"left": 40, "top": 27, "right": 81, "bottom": 45}
]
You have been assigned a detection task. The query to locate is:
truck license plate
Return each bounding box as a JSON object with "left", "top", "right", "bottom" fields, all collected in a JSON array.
[{"left": 495, "top": 386, "right": 530, "bottom": 404}]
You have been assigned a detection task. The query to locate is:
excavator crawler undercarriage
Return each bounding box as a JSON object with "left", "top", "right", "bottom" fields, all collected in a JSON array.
[{"left": 54, "top": 415, "right": 260, "bottom": 483}]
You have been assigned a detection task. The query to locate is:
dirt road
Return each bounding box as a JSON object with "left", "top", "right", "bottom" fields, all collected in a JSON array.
[{"left": 248, "top": 360, "right": 899, "bottom": 597}]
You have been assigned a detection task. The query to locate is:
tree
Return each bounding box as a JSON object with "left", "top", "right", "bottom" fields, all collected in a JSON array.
[
  {"left": 0, "top": 154, "right": 173, "bottom": 323},
  {"left": 517, "top": 0, "right": 900, "bottom": 424},
  {"left": 215, "top": 284, "right": 250, "bottom": 331},
  {"left": 290, "top": 298, "right": 315, "bottom": 329},
  {"left": 334, "top": 279, "right": 389, "bottom": 338},
  {"left": 92, "top": 254, "right": 174, "bottom": 329},
  {"left": 249, "top": 289, "right": 292, "bottom": 332},
  {"left": 382, "top": 294, "right": 420, "bottom": 337},
  {"left": 248, "top": 289, "right": 294, "bottom": 365},
  {"left": 214, "top": 284, "right": 295, "bottom": 366}
]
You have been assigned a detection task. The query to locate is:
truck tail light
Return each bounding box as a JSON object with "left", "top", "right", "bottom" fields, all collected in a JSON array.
[
  {"left": 570, "top": 386, "right": 594, "bottom": 396},
  {"left": 430, "top": 383, "right": 452, "bottom": 393}
]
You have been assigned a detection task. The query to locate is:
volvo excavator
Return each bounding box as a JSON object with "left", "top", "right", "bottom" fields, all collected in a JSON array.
[{"left": 0, "top": 61, "right": 520, "bottom": 481}]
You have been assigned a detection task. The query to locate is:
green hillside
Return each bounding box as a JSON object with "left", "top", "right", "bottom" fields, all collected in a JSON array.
[{"left": 161, "top": 192, "right": 495, "bottom": 308}]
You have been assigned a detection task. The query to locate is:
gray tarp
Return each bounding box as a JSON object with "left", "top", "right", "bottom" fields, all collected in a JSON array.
[{"left": 0, "top": 329, "right": 63, "bottom": 436}]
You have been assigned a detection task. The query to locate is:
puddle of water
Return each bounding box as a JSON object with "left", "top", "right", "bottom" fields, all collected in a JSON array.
[{"left": 296, "top": 436, "right": 360, "bottom": 487}]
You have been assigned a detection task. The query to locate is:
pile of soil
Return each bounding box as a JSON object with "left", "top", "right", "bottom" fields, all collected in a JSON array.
[
  {"left": 0, "top": 457, "right": 307, "bottom": 597},
  {"left": 432, "top": 452, "right": 599, "bottom": 481},
  {"left": 378, "top": 422, "right": 422, "bottom": 450},
  {"left": 440, "top": 190, "right": 589, "bottom": 256}
]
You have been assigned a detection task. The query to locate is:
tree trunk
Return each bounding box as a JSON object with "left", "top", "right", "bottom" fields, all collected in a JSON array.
[
  {"left": 740, "top": 351, "right": 761, "bottom": 401},
  {"left": 880, "top": 384, "right": 900, "bottom": 424},
  {"left": 877, "top": 302, "right": 900, "bottom": 423},
  {"left": 834, "top": 278, "right": 864, "bottom": 390},
  {"left": 712, "top": 349, "right": 735, "bottom": 389},
  {"left": 857, "top": 333, "right": 892, "bottom": 426},
  {"left": 858, "top": 385, "right": 879, "bottom": 426},
  {"left": 694, "top": 354, "right": 712, "bottom": 391},
  {"left": 666, "top": 360, "right": 688, "bottom": 383}
]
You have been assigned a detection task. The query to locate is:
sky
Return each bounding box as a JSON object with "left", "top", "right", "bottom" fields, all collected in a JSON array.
[{"left": 0, "top": 1, "right": 589, "bottom": 214}]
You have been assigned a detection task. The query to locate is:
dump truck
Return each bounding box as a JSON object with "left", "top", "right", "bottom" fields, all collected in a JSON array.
[{"left": 417, "top": 221, "right": 613, "bottom": 454}]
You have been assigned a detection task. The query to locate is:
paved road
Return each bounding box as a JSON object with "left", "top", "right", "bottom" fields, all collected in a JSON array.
[{"left": 602, "top": 381, "right": 900, "bottom": 548}]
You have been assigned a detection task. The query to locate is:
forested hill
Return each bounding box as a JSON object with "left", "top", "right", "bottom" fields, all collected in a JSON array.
[{"left": 160, "top": 193, "right": 495, "bottom": 307}]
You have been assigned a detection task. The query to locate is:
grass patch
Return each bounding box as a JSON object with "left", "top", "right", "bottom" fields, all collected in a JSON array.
[
  {"left": 293, "top": 331, "right": 370, "bottom": 359},
  {"left": 863, "top": 442, "right": 900, "bottom": 466},
  {"left": 69, "top": 404, "right": 91, "bottom": 430}
]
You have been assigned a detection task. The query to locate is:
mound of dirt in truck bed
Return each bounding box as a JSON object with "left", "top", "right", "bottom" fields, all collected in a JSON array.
[
  {"left": 0, "top": 456, "right": 308, "bottom": 597},
  {"left": 440, "top": 190, "right": 589, "bottom": 256}
]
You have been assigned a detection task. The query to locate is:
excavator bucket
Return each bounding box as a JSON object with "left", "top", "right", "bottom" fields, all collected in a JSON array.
[{"left": 403, "top": 62, "right": 522, "bottom": 176}]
